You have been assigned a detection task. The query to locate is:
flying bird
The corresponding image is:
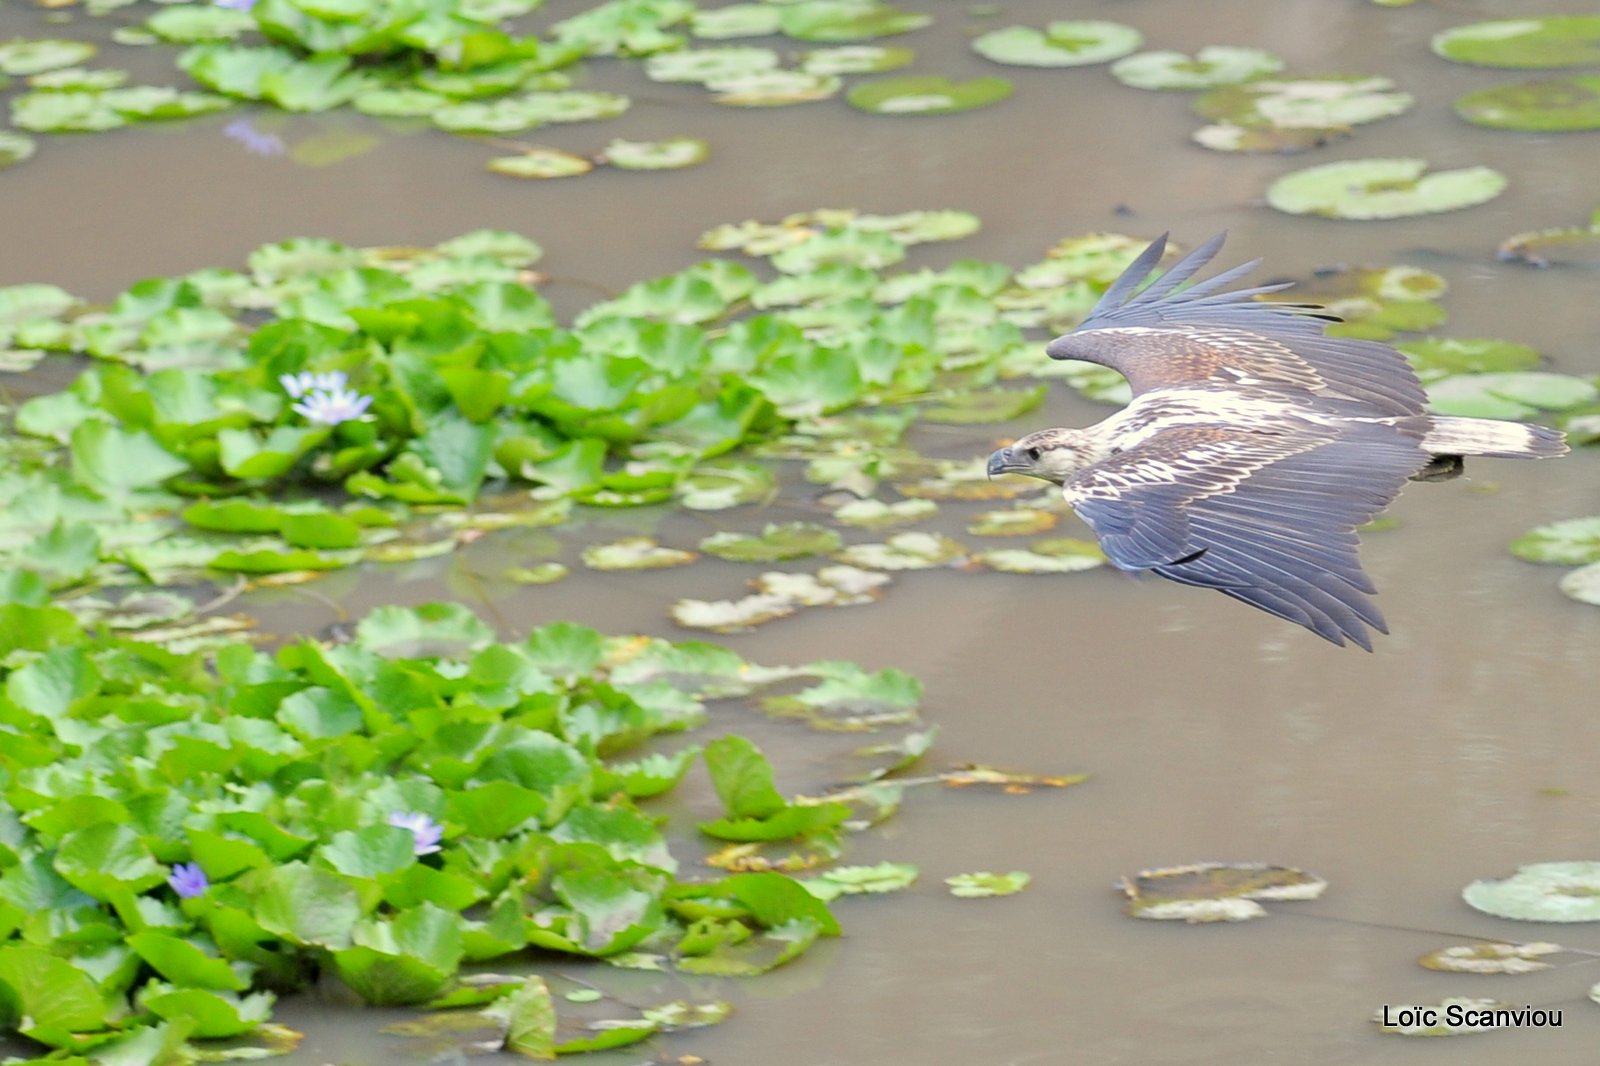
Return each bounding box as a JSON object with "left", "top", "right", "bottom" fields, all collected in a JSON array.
[{"left": 987, "top": 232, "right": 1566, "bottom": 649}]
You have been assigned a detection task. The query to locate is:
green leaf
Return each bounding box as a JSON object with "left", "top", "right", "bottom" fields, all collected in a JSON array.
[
  {"left": 972, "top": 21, "right": 1142, "bottom": 67},
  {"left": 703, "top": 735, "right": 787, "bottom": 820},
  {"left": 847, "top": 74, "right": 1013, "bottom": 115},
  {"left": 1268, "top": 158, "right": 1507, "bottom": 220},
  {"left": 1433, "top": 16, "right": 1600, "bottom": 69},
  {"left": 946, "top": 870, "right": 1031, "bottom": 898},
  {"left": 718, "top": 871, "right": 840, "bottom": 935},
  {"left": 139, "top": 984, "right": 273, "bottom": 1039},
  {"left": 0, "top": 38, "right": 97, "bottom": 76},
  {"left": 699, "top": 522, "right": 842, "bottom": 562},
  {"left": 333, "top": 904, "right": 464, "bottom": 1005},
  {"left": 53, "top": 823, "right": 168, "bottom": 899},
  {"left": 127, "top": 932, "right": 248, "bottom": 991},
  {"left": 1455, "top": 77, "right": 1600, "bottom": 131},
  {"left": 1511, "top": 516, "right": 1600, "bottom": 565},
  {"left": 778, "top": 1, "right": 931, "bottom": 42},
  {"left": 252, "top": 862, "right": 363, "bottom": 949},
  {"left": 70, "top": 421, "right": 187, "bottom": 497},
  {"left": 0, "top": 944, "right": 111, "bottom": 1037},
  {"left": 486, "top": 976, "right": 555, "bottom": 1059},
  {"left": 1111, "top": 46, "right": 1283, "bottom": 90},
  {"left": 1462, "top": 862, "right": 1600, "bottom": 921}
]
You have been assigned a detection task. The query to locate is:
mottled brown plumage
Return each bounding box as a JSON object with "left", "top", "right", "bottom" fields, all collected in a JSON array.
[{"left": 988, "top": 233, "right": 1566, "bottom": 649}]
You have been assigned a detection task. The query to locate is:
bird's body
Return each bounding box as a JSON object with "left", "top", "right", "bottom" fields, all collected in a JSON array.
[{"left": 988, "top": 233, "right": 1566, "bottom": 650}]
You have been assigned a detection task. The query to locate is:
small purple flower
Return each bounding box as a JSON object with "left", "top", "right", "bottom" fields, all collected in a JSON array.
[
  {"left": 223, "top": 118, "right": 284, "bottom": 157},
  {"left": 279, "top": 370, "right": 318, "bottom": 399},
  {"left": 292, "top": 385, "right": 373, "bottom": 426},
  {"left": 169, "top": 862, "right": 209, "bottom": 899},
  {"left": 216, "top": 0, "right": 259, "bottom": 11},
  {"left": 388, "top": 811, "right": 443, "bottom": 855}
]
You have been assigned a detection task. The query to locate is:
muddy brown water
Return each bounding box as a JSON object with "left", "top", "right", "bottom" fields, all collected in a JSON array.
[{"left": 5, "top": 0, "right": 1600, "bottom": 1062}]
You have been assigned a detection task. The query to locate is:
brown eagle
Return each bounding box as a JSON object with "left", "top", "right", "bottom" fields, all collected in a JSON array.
[{"left": 987, "top": 233, "right": 1566, "bottom": 649}]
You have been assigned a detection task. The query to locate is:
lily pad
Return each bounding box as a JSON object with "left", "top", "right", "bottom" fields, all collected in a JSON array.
[
  {"left": 835, "top": 531, "right": 965, "bottom": 570},
  {"left": 946, "top": 871, "right": 1030, "bottom": 898},
  {"left": 1396, "top": 337, "right": 1540, "bottom": 380},
  {"left": 581, "top": 537, "right": 697, "bottom": 571},
  {"left": 1455, "top": 77, "right": 1600, "bottom": 131},
  {"left": 1498, "top": 210, "right": 1600, "bottom": 267},
  {"left": 644, "top": 47, "right": 779, "bottom": 84},
  {"left": 1418, "top": 941, "right": 1562, "bottom": 974},
  {"left": 710, "top": 69, "right": 841, "bottom": 107},
  {"left": 1432, "top": 17, "right": 1600, "bottom": 69},
  {"left": 1267, "top": 158, "right": 1507, "bottom": 220},
  {"left": 975, "top": 545, "right": 1106, "bottom": 574},
  {"left": 1192, "top": 75, "right": 1413, "bottom": 153},
  {"left": 1510, "top": 516, "right": 1600, "bottom": 565},
  {"left": 670, "top": 593, "right": 797, "bottom": 632},
  {"left": 1425, "top": 371, "right": 1597, "bottom": 419},
  {"left": 966, "top": 509, "right": 1058, "bottom": 537},
  {"left": 1111, "top": 46, "right": 1283, "bottom": 91},
  {"left": 487, "top": 149, "right": 594, "bottom": 179},
  {"left": 1559, "top": 561, "right": 1600, "bottom": 606},
  {"left": 847, "top": 75, "right": 1013, "bottom": 115},
  {"left": 833, "top": 497, "right": 937, "bottom": 529},
  {"left": 602, "top": 137, "right": 709, "bottom": 170},
  {"left": 691, "top": 4, "right": 782, "bottom": 39},
  {"left": 1118, "top": 862, "right": 1327, "bottom": 922},
  {"left": 0, "top": 39, "right": 97, "bottom": 76},
  {"left": 800, "top": 45, "right": 915, "bottom": 75},
  {"left": 778, "top": 2, "right": 931, "bottom": 43},
  {"left": 0, "top": 131, "right": 36, "bottom": 171},
  {"left": 750, "top": 565, "right": 890, "bottom": 607},
  {"left": 1462, "top": 861, "right": 1600, "bottom": 922},
  {"left": 972, "top": 21, "right": 1142, "bottom": 68},
  {"left": 700, "top": 522, "right": 843, "bottom": 563}
]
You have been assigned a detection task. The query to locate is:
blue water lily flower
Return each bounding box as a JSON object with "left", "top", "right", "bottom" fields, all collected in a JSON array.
[
  {"left": 223, "top": 118, "right": 284, "bottom": 157},
  {"left": 388, "top": 811, "right": 443, "bottom": 855},
  {"left": 168, "top": 862, "right": 209, "bottom": 899}
]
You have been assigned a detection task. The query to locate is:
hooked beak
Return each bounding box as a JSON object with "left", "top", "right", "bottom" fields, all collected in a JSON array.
[{"left": 987, "top": 447, "right": 1023, "bottom": 478}]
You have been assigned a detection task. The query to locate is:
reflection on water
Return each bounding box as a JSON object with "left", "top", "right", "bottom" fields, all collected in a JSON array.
[{"left": 5, "top": 0, "right": 1600, "bottom": 1062}]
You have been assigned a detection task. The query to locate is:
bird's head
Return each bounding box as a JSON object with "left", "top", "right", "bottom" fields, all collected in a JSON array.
[{"left": 986, "top": 428, "right": 1089, "bottom": 485}]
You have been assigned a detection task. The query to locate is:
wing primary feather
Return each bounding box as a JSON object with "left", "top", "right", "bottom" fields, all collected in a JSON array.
[
  {"left": 1091, "top": 232, "right": 1169, "bottom": 315},
  {"left": 1135, "top": 232, "right": 1230, "bottom": 303}
]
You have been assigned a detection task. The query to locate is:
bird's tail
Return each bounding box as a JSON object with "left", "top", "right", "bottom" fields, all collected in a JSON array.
[{"left": 1421, "top": 416, "right": 1568, "bottom": 460}]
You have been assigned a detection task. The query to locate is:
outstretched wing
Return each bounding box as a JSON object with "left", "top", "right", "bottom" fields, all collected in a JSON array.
[
  {"left": 1045, "top": 233, "right": 1428, "bottom": 416},
  {"left": 1063, "top": 422, "right": 1428, "bottom": 649}
]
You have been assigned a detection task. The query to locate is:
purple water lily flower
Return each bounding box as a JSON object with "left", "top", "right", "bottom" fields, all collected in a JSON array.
[
  {"left": 169, "top": 862, "right": 209, "bottom": 899},
  {"left": 223, "top": 118, "right": 284, "bottom": 157},
  {"left": 388, "top": 811, "right": 443, "bottom": 855},
  {"left": 216, "top": 0, "right": 259, "bottom": 12},
  {"left": 293, "top": 386, "right": 373, "bottom": 426}
]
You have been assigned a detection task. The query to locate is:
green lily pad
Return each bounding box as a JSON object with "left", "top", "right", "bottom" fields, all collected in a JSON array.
[
  {"left": 972, "top": 21, "right": 1142, "bottom": 67},
  {"left": 1267, "top": 158, "right": 1507, "bottom": 220},
  {"left": 644, "top": 46, "right": 779, "bottom": 83},
  {"left": 833, "top": 497, "right": 937, "bottom": 529},
  {"left": 670, "top": 593, "right": 798, "bottom": 632},
  {"left": 1462, "top": 862, "right": 1600, "bottom": 921},
  {"left": 1192, "top": 75, "right": 1413, "bottom": 153},
  {"left": 1111, "top": 46, "right": 1283, "bottom": 91},
  {"left": 1396, "top": 337, "right": 1540, "bottom": 379},
  {"left": 0, "top": 39, "right": 97, "bottom": 76},
  {"left": 800, "top": 45, "right": 915, "bottom": 75},
  {"left": 751, "top": 565, "right": 890, "bottom": 607},
  {"left": 0, "top": 131, "right": 36, "bottom": 171},
  {"left": 602, "top": 137, "right": 709, "bottom": 170},
  {"left": 1425, "top": 371, "right": 1597, "bottom": 419},
  {"left": 711, "top": 69, "right": 841, "bottom": 106},
  {"left": 582, "top": 537, "right": 697, "bottom": 571},
  {"left": 487, "top": 149, "right": 594, "bottom": 178},
  {"left": 1432, "top": 16, "right": 1600, "bottom": 69},
  {"left": 966, "top": 509, "right": 1058, "bottom": 537},
  {"left": 1118, "top": 862, "right": 1327, "bottom": 922},
  {"left": 1455, "top": 77, "right": 1600, "bottom": 131},
  {"left": 1511, "top": 516, "right": 1600, "bottom": 565},
  {"left": 1498, "top": 215, "right": 1600, "bottom": 268},
  {"left": 700, "top": 522, "right": 843, "bottom": 563},
  {"left": 946, "top": 871, "right": 1030, "bottom": 898},
  {"left": 976, "top": 538, "right": 1106, "bottom": 573},
  {"left": 847, "top": 75, "right": 1013, "bottom": 114},
  {"left": 778, "top": 2, "right": 931, "bottom": 43},
  {"left": 691, "top": 3, "right": 782, "bottom": 39},
  {"left": 835, "top": 531, "right": 965, "bottom": 570}
]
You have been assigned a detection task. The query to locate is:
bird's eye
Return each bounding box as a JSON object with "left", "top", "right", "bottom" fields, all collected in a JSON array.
[{"left": 1026, "top": 447, "right": 1041, "bottom": 461}]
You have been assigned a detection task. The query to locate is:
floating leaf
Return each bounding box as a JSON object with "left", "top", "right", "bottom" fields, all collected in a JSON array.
[
  {"left": 1267, "top": 158, "right": 1507, "bottom": 220},
  {"left": 778, "top": 2, "right": 931, "bottom": 43},
  {"left": 1510, "top": 516, "right": 1600, "bottom": 565},
  {"left": 946, "top": 871, "right": 1030, "bottom": 898},
  {"left": 750, "top": 565, "right": 890, "bottom": 606},
  {"left": 800, "top": 45, "right": 915, "bottom": 75},
  {"left": 1425, "top": 371, "right": 1597, "bottom": 419},
  {"left": 1118, "top": 862, "right": 1327, "bottom": 922},
  {"left": 1396, "top": 337, "right": 1540, "bottom": 380},
  {"left": 972, "top": 21, "right": 1142, "bottom": 67},
  {"left": 582, "top": 537, "right": 697, "bottom": 571},
  {"left": 1432, "top": 16, "right": 1600, "bottom": 69},
  {"left": 920, "top": 384, "right": 1046, "bottom": 424},
  {"left": 833, "top": 497, "right": 937, "bottom": 529},
  {"left": 835, "top": 531, "right": 965, "bottom": 570},
  {"left": 710, "top": 69, "right": 841, "bottom": 106},
  {"left": 967, "top": 509, "right": 1058, "bottom": 537},
  {"left": 670, "top": 593, "right": 796, "bottom": 632},
  {"left": 1455, "top": 77, "right": 1600, "bottom": 131},
  {"left": 1418, "top": 941, "right": 1562, "bottom": 974},
  {"left": 487, "top": 149, "right": 595, "bottom": 178},
  {"left": 1463, "top": 862, "right": 1600, "bottom": 921},
  {"left": 700, "top": 522, "right": 842, "bottom": 563},
  {"left": 507, "top": 562, "right": 569, "bottom": 584},
  {"left": 602, "top": 137, "right": 709, "bottom": 170},
  {"left": 1558, "top": 561, "right": 1600, "bottom": 606},
  {"left": 1192, "top": 75, "right": 1413, "bottom": 153},
  {"left": 1111, "top": 46, "right": 1283, "bottom": 91},
  {"left": 804, "top": 862, "right": 918, "bottom": 901},
  {"left": 0, "top": 131, "right": 36, "bottom": 172},
  {"left": 0, "top": 39, "right": 97, "bottom": 76},
  {"left": 847, "top": 75, "right": 1013, "bottom": 115},
  {"left": 691, "top": 3, "right": 781, "bottom": 39},
  {"left": 1498, "top": 213, "right": 1600, "bottom": 268},
  {"left": 976, "top": 543, "right": 1106, "bottom": 574},
  {"left": 644, "top": 46, "right": 779, "bottom": 84}
]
